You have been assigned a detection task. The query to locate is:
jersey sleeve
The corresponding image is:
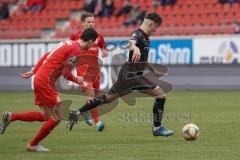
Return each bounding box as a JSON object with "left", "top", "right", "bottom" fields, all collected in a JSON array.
[
  {"left": 130, "top": 30, "right": 141, "bottom": 44},
  {"left": 98, "top": 34, "right": 107, "bottom": 49},
  {"left": 32, "top": 52, "right": 50, "bottom": 74},
  {"left": 62, "top": 56, "right": 80, "bottom": 84}
]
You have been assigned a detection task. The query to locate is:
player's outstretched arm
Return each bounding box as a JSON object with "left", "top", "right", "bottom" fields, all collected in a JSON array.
[
  {"left": 20, "top": 71, "right": 34, "bottom": 78},
  {"left": 20, "top": 52, "right": 50, "bottom": 78}
]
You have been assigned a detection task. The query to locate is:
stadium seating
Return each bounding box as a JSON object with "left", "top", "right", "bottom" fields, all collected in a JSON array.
[
  {"left": 1, "top": 0, "right": 18, "bottom": 3},
  {"left": 0, "top": 0, "right": 239, "bottom": 39}
]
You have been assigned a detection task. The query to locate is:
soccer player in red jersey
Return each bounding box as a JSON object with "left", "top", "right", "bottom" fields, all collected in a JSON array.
[
  {"left": 0, "top": 28, "right": 98, "bottom": 152},
  {"left": 70, "top": 12, "right": 107, "bottom": 131}
]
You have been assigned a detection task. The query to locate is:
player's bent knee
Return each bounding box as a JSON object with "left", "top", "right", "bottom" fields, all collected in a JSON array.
[
  {"left": 40, "top": 111, "right": 51, "bottom": 121},
  {"left": 51, "top": 116, "right": 61, "bottom": 122},
  {"left": 156, "top": 95, "right": 167, "bottom": 99},
  {"left": 53, "top": 112, "right": 62, "bottom": 121},
  {"left": 54, "top": 107, "right": 65, "bottom": 120},
  {"left": 52, "top": 111, "right": 62, "bottom": 121},
  {"left": 105, "top": 93, "right": 118, "bottom": 103},
  {"left": 39, "top": 106, "right": 51, "bottom": 121},
  {"left": 106, "top": 97, "right": 114, "bottom": 103},
  {"left": 42, "top": 114, "right": 51, "bottom": 121}
]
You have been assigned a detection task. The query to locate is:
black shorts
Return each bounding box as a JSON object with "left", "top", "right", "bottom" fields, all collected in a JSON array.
[{"left": 109, "top": 63, "right": 157, "bottom": 97}]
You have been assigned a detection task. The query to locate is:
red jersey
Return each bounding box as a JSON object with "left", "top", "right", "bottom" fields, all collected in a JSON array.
[
  {"left": 70, "top": 30, "right": 106, "bottom": 78},
  {"left": 33, "top": 40, "right": 81, "bottom": 89}
]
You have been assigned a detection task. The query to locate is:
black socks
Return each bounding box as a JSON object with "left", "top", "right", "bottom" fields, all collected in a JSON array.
[
  {"left": 79, "top": 95, "right": 108, "bottom": 113},
  {"left": 153, "top": 98, "right": 166, "bottom": 127}
]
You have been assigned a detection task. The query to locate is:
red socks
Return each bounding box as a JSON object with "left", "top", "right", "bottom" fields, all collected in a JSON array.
[
  {"left": 11, "top": 112, "right": 44, "bottom": 122},
  {"left": 10, "top": 111, "right": 60, "bottom": 146},
  {"left": 90, "top": 108, "right": 99, "bottom": 124},
  {"left": 30, "top": 118, "right": 59, "bottom": 146}
]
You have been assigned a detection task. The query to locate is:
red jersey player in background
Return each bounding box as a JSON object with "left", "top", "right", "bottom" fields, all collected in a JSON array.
[
  {"left": 70, "top": 12, "right": 108, "bottom": 131},
  {"left": 0, "top": 28, "right": 98, "bottom": 152}
]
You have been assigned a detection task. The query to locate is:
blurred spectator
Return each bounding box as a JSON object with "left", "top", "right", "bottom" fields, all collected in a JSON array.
[
  {"left": 22, "top": 0, "right": 46, "bottom": 12},
  {"left": 116, "top": 0, "right": 133, "bottom": 17},
  {"left": 97, "top": 0, "right": 114, "bottom": 17},
  {"left": 0, "top": 2, "right": 9, "bottom": 20},
  {"left": 153, "top": 0, "right": 176, "bottom": 7},
  {"left": 94, "top": 0, "right": 102, "bottom": 15},
  {"left": 123, "top": 6, "right": 145, "bottom": 27},
  {"left": 83, "top": 0, "right": 97, "bottom": 13},
  {"left": 219, "top": 0, "right": 239, "bottom": 4},
  {"left": 233, "top": 21, "right": 240, "bottom": 34}
]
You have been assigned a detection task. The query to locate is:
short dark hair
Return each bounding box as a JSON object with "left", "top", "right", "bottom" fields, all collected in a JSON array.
[
  {"left": 145, "top": 12, "right": 162, "bottom": 25},
  {"left": 81, "top": 12, "right": 94, "bottom": 21},
  {"left": 80, "top": 28, "right": 98, "bottom": 41}
]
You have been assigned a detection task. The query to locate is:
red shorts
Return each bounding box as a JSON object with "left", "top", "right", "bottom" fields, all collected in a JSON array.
[{"left": 33, "top": 77, "right": 60, "bottom": 108}]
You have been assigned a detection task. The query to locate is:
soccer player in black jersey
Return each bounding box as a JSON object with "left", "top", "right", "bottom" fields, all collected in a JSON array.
[{"left": 67, "top": 12, "right": 174, "bottom": 137}]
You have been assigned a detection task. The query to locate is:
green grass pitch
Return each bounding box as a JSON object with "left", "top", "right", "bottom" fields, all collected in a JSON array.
[{"left": 0, "top": 91, "right": 240, "bottom": 160}]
